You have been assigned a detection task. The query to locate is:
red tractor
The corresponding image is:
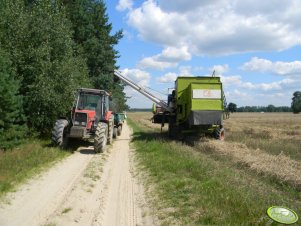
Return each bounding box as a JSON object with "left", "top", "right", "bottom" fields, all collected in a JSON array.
[{"left": 51, "top": 88, "right": 114, "bottom": 153}]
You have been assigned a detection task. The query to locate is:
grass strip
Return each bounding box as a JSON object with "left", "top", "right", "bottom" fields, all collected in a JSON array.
[
  {"left": 0, "top": 139, "right": 70, "bottom": 198},
  {"left": 128, "top": 117, "right": 301, "bottom": 225}
]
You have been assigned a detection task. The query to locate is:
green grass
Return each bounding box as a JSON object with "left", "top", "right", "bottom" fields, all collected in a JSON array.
[
  {"left": 127, "top": 117, "right": 301, "bottom": 225},
  {"left": 0, "top": 139, "right": 70, "bottom": 198},
  {"left": 62, "top": 207, "right": 72, "bottom": 214}
]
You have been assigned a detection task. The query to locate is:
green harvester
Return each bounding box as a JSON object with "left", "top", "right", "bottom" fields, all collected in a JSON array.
[
  {"left": 166, "top": 76, "right": 225, "bottom": 140},
  {"left": 114, "top": 70, "right": 226, "bottom": 141}
]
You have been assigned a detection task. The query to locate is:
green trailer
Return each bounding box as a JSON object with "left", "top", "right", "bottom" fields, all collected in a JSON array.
[{"left": 113, "top": 113, "right": 126, "bottom": 137}]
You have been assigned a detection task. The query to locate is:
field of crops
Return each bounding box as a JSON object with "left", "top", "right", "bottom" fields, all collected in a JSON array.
[{"left": 128, "top": 112, "right": 301, "bottom": 225}]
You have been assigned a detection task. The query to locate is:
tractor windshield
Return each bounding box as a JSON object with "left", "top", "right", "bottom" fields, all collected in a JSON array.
[{"left": 77, "top": 93, "right": 101, "bottom": 111}]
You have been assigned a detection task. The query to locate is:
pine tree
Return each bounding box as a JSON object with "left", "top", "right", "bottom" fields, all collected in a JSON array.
[
  {"left": 0, "top": 49, "right": 27, "bottom": 149},
  {"left": 62, "top": 0, "right": 126, "bottom": 110}
]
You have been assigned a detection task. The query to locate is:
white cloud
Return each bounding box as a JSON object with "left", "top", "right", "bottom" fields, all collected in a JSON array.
[
  {"left": 225, "top": 89, "right": 250, "bottom": 105},
  {"left": 116, "top": 0, "right": 133, "bottom": 11},
  {"left": 138, "top": 46, "right": 190, "bottom": 70},
  {"left": 159, "top": 46, "right": 191, "bottom": 62},
  {"left": 220, "top": 75, "right": 241, "bottom": 87},
  {"left": 233, "top": 89, "right": 248, "bottom": 98},
  {"left": 127, "top": 0, "right": 301, "bottom": 56},
  {"left": 220, "top": 74, "right": 295, "bottom": 91},
  {"left": 242, "top": 57, "right": 301, "bottom": 76},
  {"left": 123, "top": 86, "right": 153, "bottom": 108},
  {"left": 240, "top": 78, "right": 294, "bottom": 91},
  {"left": 210, "top": 64, "right": 229, "bottom": 75},
  {"left": 156, "top": 72, "right": 178, "bottom": 83},
  {"left": 158, "top": 0, "right": 220, "bottom": 13},
  {"left": 179, "top": 66, "right": 192, "bottom": 76},
  {"left": 119, "top": 68, "right": 153, "bottom": 108},
  {"left": 119, "top": 68, "right": 150, "bottom": 87},
  {"left": 138, "top": 57, "right": 177, "bottom": 70}
]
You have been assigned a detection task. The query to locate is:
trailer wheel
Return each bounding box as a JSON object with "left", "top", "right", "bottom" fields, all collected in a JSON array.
[
  {"left": 107, "top": 118, "right": 114, "bottom": 145},
  {"left": 113, "top": 127, "right": 117, "bottom": 138},
  {"left": 94, "top": 122, "right": 108, "bottom": 153},
  {"left": 214, "top": 127, "right": 225, "bottom": 141},
  {"left": 117, "top": 125, "right": 122, "bottom": 136},
  {"left": 52, "top": 119, "right": 69, "bottom": 149}
]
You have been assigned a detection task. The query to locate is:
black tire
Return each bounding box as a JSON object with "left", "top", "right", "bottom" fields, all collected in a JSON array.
[
  {"left": 168, "top": 117, "right": 180, "bottom": 139},
  {"left": 214, "top": 127, "right": 225, "bottom": 141},
  {"left": 117, "top": 125, "right": 122, "bottom": 136},
  {"left": 113, "top": 127, "right": 117, "bottom": 138},
  {"left": 107, "top": 118, "right": 114, "bottom": 145},
  {"left": 94, "top": 122, "right": 108, "bottom": 153},
  {"left": 52, "top": 119, "right": 69, "bottom": 148}
]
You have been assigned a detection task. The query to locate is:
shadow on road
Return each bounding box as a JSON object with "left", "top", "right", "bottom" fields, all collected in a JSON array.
[
  {"left": 79, "top": 148, "right": 96, "bottom": 155},
  {"left": 131, "top": 130, "right": 169, "bottom": 143},
  {"left": 131, "top": 130, "right": 208, "bottom": 147}
]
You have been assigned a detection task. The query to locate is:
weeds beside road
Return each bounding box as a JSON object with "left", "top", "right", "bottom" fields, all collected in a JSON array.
[
  {"left": 128, "top": 112, "right": 301, "bottom": 225},
  {"left": 0, "top": 140, "right": 70, "bottom": 198}
]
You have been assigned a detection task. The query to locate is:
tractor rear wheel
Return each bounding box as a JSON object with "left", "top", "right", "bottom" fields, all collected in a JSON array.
[
  {"left": 52, "top": 119, "right": 69, "bottom": 148},
  {"left": 214, "top": 127, "right": 225, "bottom": 141},
  {"left": 94, "top": 122, "right": 108, "bottom": 153},
  {"left": 107, "top": 118, "right": 114, "bottom": 145}
]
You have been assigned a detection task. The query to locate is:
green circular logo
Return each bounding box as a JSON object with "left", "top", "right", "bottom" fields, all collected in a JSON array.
[{"left": 267, "top": 206, "right": 298, "bottom": 224}]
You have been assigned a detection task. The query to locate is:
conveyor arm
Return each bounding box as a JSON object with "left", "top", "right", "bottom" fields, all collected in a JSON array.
[{"left": 114, "top": 69, "right": 171, "bottom": 112}]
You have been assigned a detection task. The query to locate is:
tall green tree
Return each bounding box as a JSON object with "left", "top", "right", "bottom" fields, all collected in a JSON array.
[
  {"left": 227, "top": 102, "right": 237, "bottom": 113},
  {"left": 0, "top": 49, "right": 27, "bottom": 149},
  {"left": 267, "top": 104, "right": 276, "bottom": 112},
  {"left": 62, "top": 0, "right": 126, "bottom": 109},
  {"left": 291, "top": 91, "right": 301, "bottom": 114},
  {"left": 0, "top": 0, "right": 91, "bottom": 134}
]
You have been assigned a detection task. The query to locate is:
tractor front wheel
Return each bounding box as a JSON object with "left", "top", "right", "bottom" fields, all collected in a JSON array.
[
  {"left": 52, "top": 119, "right": 69, "bottom": 149},
  {"left": 94, "top": 122, "right": 108, "bottom": 153}
]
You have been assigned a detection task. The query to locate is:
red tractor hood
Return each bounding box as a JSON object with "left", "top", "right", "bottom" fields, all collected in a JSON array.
[{"left": 74, "top": 110, "right": 96, "bottom": 129}]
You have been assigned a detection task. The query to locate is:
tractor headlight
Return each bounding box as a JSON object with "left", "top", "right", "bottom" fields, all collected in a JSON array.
[{"left": 74, "top": 121, "right": 80, "bottom": 125}]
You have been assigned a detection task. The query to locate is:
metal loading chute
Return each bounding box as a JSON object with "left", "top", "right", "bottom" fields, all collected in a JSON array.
[{"left": 114, "top": 69, "right": 171, "bottom": 112}]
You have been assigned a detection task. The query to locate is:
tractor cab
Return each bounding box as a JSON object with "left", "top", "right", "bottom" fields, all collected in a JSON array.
[{"left": 72, "top": 88, "right": 110, "bottom": 131}]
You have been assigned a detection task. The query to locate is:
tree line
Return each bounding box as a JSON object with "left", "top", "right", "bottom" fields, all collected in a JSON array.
[
  {"left": 236, "top": 105, "right": 292, "bottom": 113},
  {"left": 0, "top": 0, "right": 126, "bottom": 149},
  {"left": 227, "top": 91, "right": 301, "bottom": 113},
  {"left": 227, "top": 103, "right": 292, "bottom": 113}
]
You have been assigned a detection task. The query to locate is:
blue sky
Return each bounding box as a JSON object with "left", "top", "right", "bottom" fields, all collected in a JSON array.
[{"left": 105, "top": 0, "right": 301, "bottom": 108}]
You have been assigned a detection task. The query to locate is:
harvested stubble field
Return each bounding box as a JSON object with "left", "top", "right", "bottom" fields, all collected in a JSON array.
[{"left": 128, "top": 112, "right": 301, "bottom": 225}]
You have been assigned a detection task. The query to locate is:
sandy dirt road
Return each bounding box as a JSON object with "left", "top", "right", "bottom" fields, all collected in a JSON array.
[{"left": 0, "top": 122, "right": 153, "bottom": 226}]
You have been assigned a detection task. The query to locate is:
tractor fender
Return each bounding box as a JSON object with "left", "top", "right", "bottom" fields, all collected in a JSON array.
[
  {"left": 105, "top": 111, "right": 114, "bottom": 121},
  {"left": 58, "top": 117, "right": 70, "bottom": 124}
]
